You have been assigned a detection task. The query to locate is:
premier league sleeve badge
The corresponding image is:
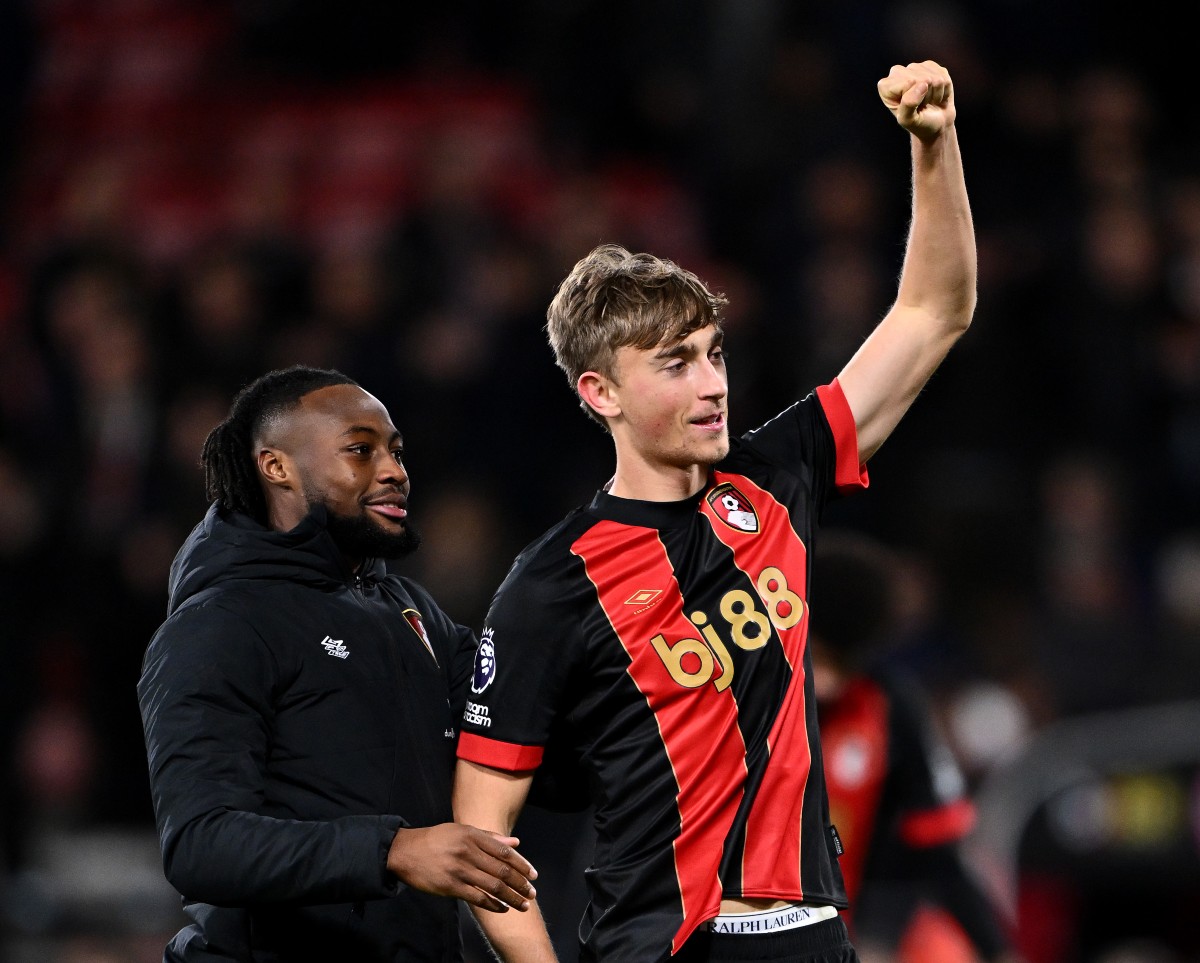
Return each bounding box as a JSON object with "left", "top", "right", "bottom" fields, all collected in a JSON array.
[{"left": 471, "top": 627, "right": 497, "bottom": 694}]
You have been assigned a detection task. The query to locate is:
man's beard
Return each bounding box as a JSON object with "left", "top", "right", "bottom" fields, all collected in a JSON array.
[{"left": 322, "top": 504, "right": 422, "bottom": 560}]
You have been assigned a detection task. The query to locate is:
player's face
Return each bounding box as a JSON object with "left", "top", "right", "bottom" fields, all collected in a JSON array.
[
  {"left": 288, "top": 384, "right": 420, "bottom": 561},
  {"left": 610, "top": 324, "right": 729, "bottom": 472}
]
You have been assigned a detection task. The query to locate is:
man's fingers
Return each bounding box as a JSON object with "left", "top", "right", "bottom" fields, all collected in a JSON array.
[
  {"left": 475, "top": 853, "right": 538, "bottom": 899},
  {"left": 479, "top": 830, "right": 539, "bottom": 880},
  {"left": 466, "top": 888, "right": 512, "bottom": 914},
  {"left": 485, "top": 873, "right": 535, "bottom": 909},
  {"left": 879, "top": 61, "right": 952, "bottom": 111},
  {"left": 435, "top": 858, "right": 533, "bottom": 911},
  {"left": 458, "top": 866, "right": 534, "bottom": 911},
  {"left": 902, "top": 80, "right": 929, "bottom": 109},
  {"left": 390, "top": 823, "right": 541, "bottom": 912},
  {"left": 448, "top": 839, "right": 538, "bottom": 906}
]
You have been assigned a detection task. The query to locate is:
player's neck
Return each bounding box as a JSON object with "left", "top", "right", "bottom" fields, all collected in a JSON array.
[{"left": 607, "top": 456, "right": 708, "bottom": 502}]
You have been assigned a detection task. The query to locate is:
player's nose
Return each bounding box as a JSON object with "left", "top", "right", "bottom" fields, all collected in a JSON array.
[{"left": 698, "top": 356, "right": 727, "bottom": 399}]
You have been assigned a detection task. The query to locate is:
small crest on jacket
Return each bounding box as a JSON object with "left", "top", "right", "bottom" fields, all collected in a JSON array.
[
  {"left": 320, "top": 636, "right": 349, "bottom": 659},
  {"left": 403, "top": 607, "right": 437, "bottom": 662},
  {"left": 706, "top": 482, "right": 759, "bottom": 533}
]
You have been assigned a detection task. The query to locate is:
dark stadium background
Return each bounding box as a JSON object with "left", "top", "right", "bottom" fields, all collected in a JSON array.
[{"left": 0, "top": 2, "right": 1196, "bottom": 961}]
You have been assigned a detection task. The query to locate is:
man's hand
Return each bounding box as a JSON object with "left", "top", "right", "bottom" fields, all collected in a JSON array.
[
  {"left": 386, "top": 823, "right": 538, "bottom": 913},
  {"left": 877, "top": 60, "right": 955, "bottom": 141}
]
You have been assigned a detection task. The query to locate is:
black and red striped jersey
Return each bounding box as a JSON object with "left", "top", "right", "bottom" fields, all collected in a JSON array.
[{"left": 457, "top": 380, "right": 868, "bottom": 962}]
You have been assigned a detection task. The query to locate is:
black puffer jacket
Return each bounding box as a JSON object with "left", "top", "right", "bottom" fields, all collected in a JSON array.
[{"left": 138, "top": 503, "right": 476, "bottom": 962}]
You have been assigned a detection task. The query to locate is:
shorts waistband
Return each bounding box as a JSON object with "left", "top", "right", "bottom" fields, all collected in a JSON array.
[{"left": 703, "top": 903, "right": 839, "bottom": 935}]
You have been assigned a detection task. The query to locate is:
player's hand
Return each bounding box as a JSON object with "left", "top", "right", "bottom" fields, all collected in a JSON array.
[
  {"left": 386, "top": 823, "right": 538, "bottom": 913},
  {"left": 877, "top": 60, "right": 955, "bottom": 141}
]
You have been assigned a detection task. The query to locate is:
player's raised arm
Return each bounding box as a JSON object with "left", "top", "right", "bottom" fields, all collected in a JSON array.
[
  {"left": 453, "top": 760, "right": 559, "bottom": 962},
  {"left": 836, "top": 59, "right": 977, "bottom": 462}
]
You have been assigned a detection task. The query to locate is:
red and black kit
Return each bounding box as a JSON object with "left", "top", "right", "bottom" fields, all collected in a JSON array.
[
  {"left": 458, "top": 381, "right": 868, "bottom": 962},
  {"left": 821, "top": 671, "right": 1010, "bottom": 959}
]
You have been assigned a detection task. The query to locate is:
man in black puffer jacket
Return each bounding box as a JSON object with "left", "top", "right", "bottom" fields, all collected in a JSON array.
[{"left": 138, "top": 366, "right": 538, "bottom": 962}]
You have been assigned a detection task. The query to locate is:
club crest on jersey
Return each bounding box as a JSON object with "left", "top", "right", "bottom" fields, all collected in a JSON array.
[
  {"left": 707, "top": 482, "right": 759, "bottom": 533},
  {"left": 403, "top": 607, "right": 437, "bottom": 662},
  {"left": 471, "top": 628, "right": 496, "bottom": 694}
]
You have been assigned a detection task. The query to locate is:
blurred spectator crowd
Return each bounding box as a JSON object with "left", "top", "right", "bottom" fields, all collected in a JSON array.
[{"left": 0, "top": 1, "right": 1198, "bottom": 961}]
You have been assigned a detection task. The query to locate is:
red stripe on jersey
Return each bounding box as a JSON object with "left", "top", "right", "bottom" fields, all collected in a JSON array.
[
  {"left": 816, "top": 379, "right": 869, "bottom": 493},
  {"left": 701, "top": 471, "right": 812, "bottom": 898},
  {"left": 899, "top": 798, "right": 977, "bottom": 848},
  {"left": 456, "top": 731, "right": 545, "bottom": 771},
  {"left": 572, "top": 520, "right": 747, "bottom": 954}
]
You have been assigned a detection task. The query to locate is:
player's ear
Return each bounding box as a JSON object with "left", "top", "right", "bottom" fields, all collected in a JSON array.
[
  {"left": 258, "top": 447, "right": 293, "bottom": 490},
  {"left": 578, "top": 371, "right": 620, "bottom": 420}
]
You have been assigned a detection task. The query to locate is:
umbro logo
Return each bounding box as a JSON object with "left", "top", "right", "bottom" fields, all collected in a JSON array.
[
  {"left": 320, "top": 635, "right": 349, "bottom": 659},
  {"left": 625, "top": 589, "right": 663, "bottom": 614}
]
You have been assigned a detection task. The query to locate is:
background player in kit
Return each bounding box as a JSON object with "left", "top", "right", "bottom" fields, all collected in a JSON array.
[
  {"left": 138, "top": 366, "right": 538, "bottom": 962},
  {"left": 453, "top": 59, "right": 976, "bottom": 963},
  {"left": 809, "top": 531, "right": 1024, "bottom": 963}
]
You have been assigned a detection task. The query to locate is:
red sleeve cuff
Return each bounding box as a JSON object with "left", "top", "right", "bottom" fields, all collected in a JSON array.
[
  {"left": 899, "top": 798, "right": 977, "bottom": 848},
  {"left": 457, "top": 731, "right": 545, "bottom": 771},
  {"left": 816, "top": 379, "right": 869, "bottom": 493}
]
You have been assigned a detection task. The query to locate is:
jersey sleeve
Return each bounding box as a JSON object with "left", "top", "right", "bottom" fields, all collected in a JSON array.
[
  {"left": 456, "top": 548, "right": 582, "bottom": 773},
  {"left": 741, "top": 378, "right": 869, "bottom": 503}
]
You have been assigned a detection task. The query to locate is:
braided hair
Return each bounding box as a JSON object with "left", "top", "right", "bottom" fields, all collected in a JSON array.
[{"left": 202, "top": 365, "right": 359, "bottom": 524}]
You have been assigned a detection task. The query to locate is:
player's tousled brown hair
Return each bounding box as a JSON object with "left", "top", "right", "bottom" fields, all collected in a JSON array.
[{"left": 545, "top": 243, "right": 728, "bottom": 426}]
